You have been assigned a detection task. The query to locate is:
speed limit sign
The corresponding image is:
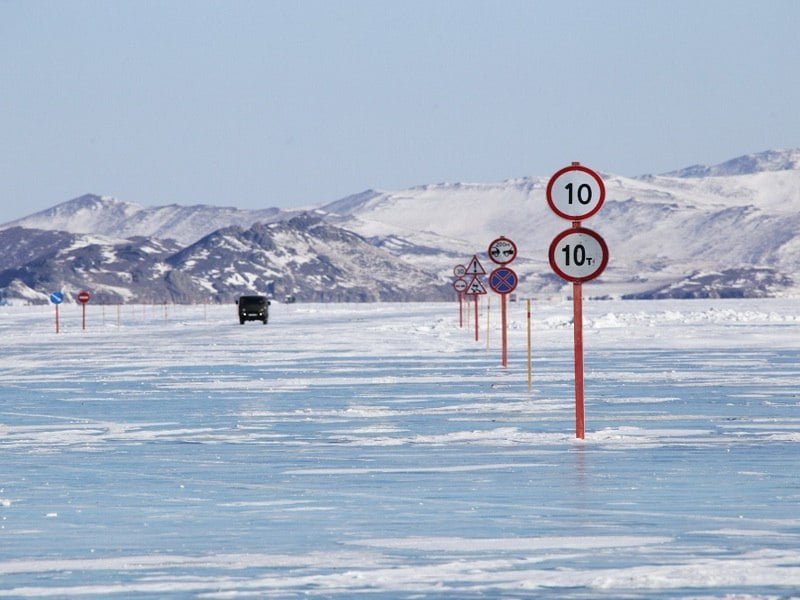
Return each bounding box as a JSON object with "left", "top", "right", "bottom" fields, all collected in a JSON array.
[
  {"left": 546, "top": 164, "right": 606, "bottom": 221},
  {"left": 548, "top": 227, "right": 609, "bottom": 283}
]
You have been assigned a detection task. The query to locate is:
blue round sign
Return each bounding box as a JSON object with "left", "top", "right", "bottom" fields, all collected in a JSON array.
[
  {"left": 50, "top": 291, "right": 65, "bottom": 304},
  {"left": 489, "top": 267, "right": 518, "bottom": 294}
]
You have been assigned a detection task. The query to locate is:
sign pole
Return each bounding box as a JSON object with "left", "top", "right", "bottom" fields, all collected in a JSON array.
[
  {"left": 487, "top": 237, "right": 518, "bottom": 369},
  {"left": 501, "top": 293, "right": 508, "bottom": 367},
  {"left": 573, "top": 281, "right": 585, "bottom": 438},
  {"left": 546, "top": 163, "right": 608, "bottom": 439},
  {"left": 570, "top": 221, "right": 586, "bottom": 438},
  {"left": 486, "top": 294, "right": 490, "bottom": 351},
  {"left": 77, "top": 290, "right": 91, "bottom": 330},
  {"left": 453, "top": 274, "right": 467, "bottom": 328},
  {"left": 527, "top": 299, "right": 533, "bottom": 392},
  {"left": 474, "top": 295, "right": 479, "bottom": 341},
  {"left": 50, "top": 291, "right": 65, "bottom": 333},
  {"left": 464, "top": 255, "right": 487, "bottom": 342}
]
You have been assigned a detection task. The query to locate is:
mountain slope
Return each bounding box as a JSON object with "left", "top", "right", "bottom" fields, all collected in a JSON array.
[
  {"left": 662, "top": 148, "right": 800, "bottom": 178},
  {"left": 1, "top": 194, "right": 293, "bottom": 244},
  {"left": 0, "top": 229, "right": 183, "bottom": 304},
  {"left": 319, "top": 150, "right": 800, "bottom": 298},
  {"left": 0, "top": 215, "right": 450, "bottom": 304},
  {"left": 168, "top": 213, "right": 451, "bottom": 302}
]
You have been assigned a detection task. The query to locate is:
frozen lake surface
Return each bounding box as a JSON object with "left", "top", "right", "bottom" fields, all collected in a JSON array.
[{"left": 2, "top": 298, "right": 799, "bottom": 598}]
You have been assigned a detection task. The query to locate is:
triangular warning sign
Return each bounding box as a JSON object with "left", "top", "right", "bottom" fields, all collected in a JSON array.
[
  {"left": 465, "top": 255, "right": 486, "bottom": 275},
  {"left": 464, "top": 275, "right": 487, "bottom": 295}
]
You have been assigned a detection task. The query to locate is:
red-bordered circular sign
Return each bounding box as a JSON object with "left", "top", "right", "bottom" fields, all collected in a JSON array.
[
  {"left": 489, "top": 267, "right": 518, "bottom": 294},
  {"left": 546, "top": 164, "right": 606, "bottom": 221},
  {"left": 548, "top": 227, "right": 609, "bottom": 283},
  {"left": 487, "top": 236, "right": 517, "bottom": 265},
  {"left": 453, "top": 278, "right": 468, "bottom": 293}
]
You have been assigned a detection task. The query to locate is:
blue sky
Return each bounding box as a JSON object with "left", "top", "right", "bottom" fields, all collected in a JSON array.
[{"left": 2, "top": 0, "right": 799, "bottom": 222}]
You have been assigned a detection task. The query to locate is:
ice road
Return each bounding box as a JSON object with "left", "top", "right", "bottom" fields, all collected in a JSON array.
[{"left": 1, "top": 298, "right": 799, "bottom": 598}]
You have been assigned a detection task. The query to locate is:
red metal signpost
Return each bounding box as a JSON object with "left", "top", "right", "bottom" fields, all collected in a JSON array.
[
  {"left": 463, "top": 255, "right": 486, "bottom": 341},
  {"left": 78, "top": 290, "right": 91, "bottom": 330},
  {"left": 453, "top": 276, "right": 467, "bottom": 328},
  {"left": 488, "top": 236, "right": 518, "bottom": 368},
  {"left": 453, "top": 265, "right": 467, "bottom": 327},
  {"left": 50, "top": 291, "right": 64, "bottom": 333},
  {"left": 546, "top": 163, "right": 608, "bottom": 439}
]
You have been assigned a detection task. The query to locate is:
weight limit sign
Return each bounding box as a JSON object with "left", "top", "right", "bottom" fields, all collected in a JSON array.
[{"left": 548, "top": 227, "right": 609, "bottom": 283}]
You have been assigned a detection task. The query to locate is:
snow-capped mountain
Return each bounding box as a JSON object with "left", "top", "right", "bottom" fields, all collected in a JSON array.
[
  {"left": 318, "top": 149, "right": 800, "bottom": 299},
  {"left": 1, "top": 149, "right": 799, "bottom": 304},
  {"left": 0, "top": 215, "right": 450, "bottom": 304},
  {"left": 662, "top": 148, "right": 800, "bottom": 178},
  {"left": 167, "top": 214, "right": 451, "bottom": 302},
  {"left": 1, "top": 194, "right": 294, "bottom": 244}
]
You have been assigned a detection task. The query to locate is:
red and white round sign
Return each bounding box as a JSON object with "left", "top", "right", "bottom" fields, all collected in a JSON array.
[
  {"left": 548, "top": 227, "right": 609, "bottom": 283},
  {"left": 546, "top": 164, "right": 606, "bottom": 221},
  {"left": 487, "top": 236, "right": 517, "bottom": 265},
  {"left": 453, "top": 278, "right": 467, "bottom": 293},
  {"left": 77, "top": 290, "right": 91, "bottom": 304}
]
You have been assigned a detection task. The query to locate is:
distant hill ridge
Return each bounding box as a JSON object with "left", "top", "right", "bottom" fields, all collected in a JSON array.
[
  {"left": 660, "top": 148, "right": 800, "bottom": 178},
  {"left": 1, "top": 148, "right": 800, "bottom": 304}
]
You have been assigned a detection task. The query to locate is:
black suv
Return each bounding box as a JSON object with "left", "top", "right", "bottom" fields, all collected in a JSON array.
[{"left": 236, "top": 295, "right": 270, "bottom": 324}]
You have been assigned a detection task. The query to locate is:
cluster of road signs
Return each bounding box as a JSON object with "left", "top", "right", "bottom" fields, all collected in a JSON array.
[
  {"left": 453, "top": 256, "right": 486, "bottom": 296},
  {"left": 453, "top": 162, "right": 609, "bottom": 303},
  {"left": 450, "top": 164, "right": 609, "bottom": 438},
  {"left": 546, "top": 162, "right": 609, "bottom": 440},
  {"left": 452, "top": 237, "right": 519, "bottom": 362},
  {"left": 487, "top": 237, "right": 518, "bottom": 296},
  {"left": 49, "top": 290, "right": 92, "bottom": 304},
  {"left": 453, "top": 237, "right": 519, "bottom": 297},
  {"left": 546, "top": 164, "right": 608, "bottom": 283},
  {"left": 453, "top": 257, "right": 486, "bottom": 340},
  {"left": 486, "top": 237, "right": 518, "bottom": 367},
  {"left": 50, "top": 290, "right": 92, "bottom": 332},
  {"left": 448, "top": 163, "right": 609, "bottom": 439}
]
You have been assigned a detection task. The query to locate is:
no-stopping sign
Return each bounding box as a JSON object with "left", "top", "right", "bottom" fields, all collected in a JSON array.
[
  {"left": 489, "top": 267, "right": 518, "bottom": 294},
  {"left": 546, "top": 164, "right": 606, "bottom": 221},
  {"left": 548, "top": 227, "right": 609, "bottom": 283}
]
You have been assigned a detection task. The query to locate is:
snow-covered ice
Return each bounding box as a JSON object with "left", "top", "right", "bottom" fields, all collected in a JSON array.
[{"left": 1, "top": 298, "right": 799, "bottom": 598}]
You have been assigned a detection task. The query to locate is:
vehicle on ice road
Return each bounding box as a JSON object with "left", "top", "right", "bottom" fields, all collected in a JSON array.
[{"left": 236, "top": 295, "right": 270, "bottom": 324}]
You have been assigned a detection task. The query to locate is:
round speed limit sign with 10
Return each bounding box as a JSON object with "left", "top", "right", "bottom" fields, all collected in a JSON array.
[
  {"left": 546, "top": 164, "right": 606, "bottom": 221},
  {"left": 548, "top": 227, "right": 609, "bottom": 283}
]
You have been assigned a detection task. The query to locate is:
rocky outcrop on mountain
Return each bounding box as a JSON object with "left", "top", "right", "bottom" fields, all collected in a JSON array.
[{"left": 0, "top": 215, "right": 450, "bottom": 304}]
